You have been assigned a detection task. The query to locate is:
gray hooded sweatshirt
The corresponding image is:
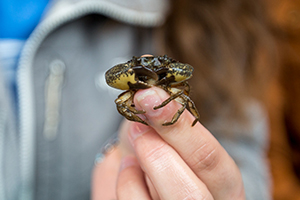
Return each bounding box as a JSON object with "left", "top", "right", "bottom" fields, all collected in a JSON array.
[{"left": 0, "top": 0, "right": 271, "bottom": 199}]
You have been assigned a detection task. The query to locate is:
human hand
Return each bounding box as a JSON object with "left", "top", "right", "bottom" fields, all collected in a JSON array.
[{"left": 92, "top": 86, "right": 245, "bottom": 199}]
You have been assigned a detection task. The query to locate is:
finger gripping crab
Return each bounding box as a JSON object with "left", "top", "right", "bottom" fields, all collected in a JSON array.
[{"left": 105, "top": 55, "right": 200, "bottom": 126}]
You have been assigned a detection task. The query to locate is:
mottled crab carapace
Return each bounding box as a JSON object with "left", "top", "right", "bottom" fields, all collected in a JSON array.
[{"left": 105, "top": 55, "right": 200, "bottom": 126}]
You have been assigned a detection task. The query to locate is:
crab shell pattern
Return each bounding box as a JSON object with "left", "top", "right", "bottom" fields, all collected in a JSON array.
[{"left": 105, "top": 55, "right": 200, "bottom": 126}]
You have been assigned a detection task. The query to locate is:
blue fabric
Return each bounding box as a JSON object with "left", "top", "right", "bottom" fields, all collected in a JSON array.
[
  {"left": 0, "top": 0, "right": 49, "bottom": 113},
  {"left": 0, "top": 39, "right": 25, "bottom": 113},
  {"left": 0, "top": 0, "right": 49, "bottom": 39}
]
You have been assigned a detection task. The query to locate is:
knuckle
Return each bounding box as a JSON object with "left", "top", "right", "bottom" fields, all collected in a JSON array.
[
  {"left": 183, "top": 189, "right": 214, "bottom": 200},
  {"left": 116, "top": 168, "right": 138, "bottom": 197},
  {"left": 117, "top": 177, "right": 132, "bottom": 193},
  {"left": 143, "top": 142, "right": 170, "bottom": 163},
  {"left": 188, "top": 142, "right": 220, "bottom": 172},
  {"left": 138, "top": 141, "right": 176, "bottom": 174}
]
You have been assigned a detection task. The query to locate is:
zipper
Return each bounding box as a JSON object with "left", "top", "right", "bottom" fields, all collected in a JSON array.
[
  {"left": 0, "top": 107, "right": 7, "bottom": 200},
  {"left": 17, "top": 1, "right": 166, "bottom": 200},
  {"left": 43, "top": 60, "right": 65, "bottom": 141}
]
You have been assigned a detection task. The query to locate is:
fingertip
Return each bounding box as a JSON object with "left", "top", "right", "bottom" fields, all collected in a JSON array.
[
  {"left": 134, "top": 88, "right": 165, "bottom": 117},
  {"left": 92, "top": 147, "right": 121, "bottom": 200},
  {"left": 134, "top": 87, "right": 181, "bottom": 126},
  {"left": 141, "top": 54, "right": 153, "bottom": 57}
]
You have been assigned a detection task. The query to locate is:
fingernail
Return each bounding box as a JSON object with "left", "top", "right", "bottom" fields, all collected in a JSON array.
[
  {"left": 119, "top": 155, "right": 138, "bottom": 171},
  {"left": 135, "top": 88, "right": 164, "bottom": 117},
  {"left": 94, "top": 153, "right": 105, "bottom": 165},
  {"left": 128, "top": 122, "right": 150, "bottom": 145},
  {"left": 94, "top": 133, "right": 119, "bottom": 165}
]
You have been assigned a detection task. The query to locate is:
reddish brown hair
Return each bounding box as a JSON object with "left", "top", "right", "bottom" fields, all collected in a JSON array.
[{"left": 160, "top": 0, "right": 277, "bottom": 124}]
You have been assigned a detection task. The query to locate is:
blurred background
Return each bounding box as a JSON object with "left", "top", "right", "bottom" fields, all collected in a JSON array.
[
  {"left": 1, "top": 0, "right": 300, "bottom": 199},
  {"left": 266, "top": 0, "right": 300, "bottom": 199}
]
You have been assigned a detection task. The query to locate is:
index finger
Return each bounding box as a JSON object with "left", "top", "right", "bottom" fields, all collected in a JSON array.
[{"left": 133, "top": 87, "right": 245, "bottom": 199}]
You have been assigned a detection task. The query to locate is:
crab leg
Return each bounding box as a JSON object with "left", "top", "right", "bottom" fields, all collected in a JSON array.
[
  {"left": 153, "top": 89, "right": 184, "bottom": 110},
  {"left": 153, "top": 87, "right": 186, "bottom": 126},
  {"left": 153, "top": 86, "right": 200, "bottom": 126},
  {"left": 185, "top": 95, "right": 200, "bottom": 126},
  {"left": 162, "top": 97, "right": 187, "bottom": 126},
  {"left": 115, "top": 90, "right": 148, "bottom": 125},
  {"left": 169, "top": 81, "right": 191, "bottom": 95},
  {"left": 165, "top": 93, "right": 200, "bottom": 127}
]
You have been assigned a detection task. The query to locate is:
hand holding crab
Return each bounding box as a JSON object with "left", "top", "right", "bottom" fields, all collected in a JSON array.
[
  {"left": 105, "top": 55, "right": 200, "bottom": 126},
  {"left": 92, "top": 85, "right": 245, "bottom": 199},
  {"left": 92, "top": 55, "right": 245, "bottom": 200}
]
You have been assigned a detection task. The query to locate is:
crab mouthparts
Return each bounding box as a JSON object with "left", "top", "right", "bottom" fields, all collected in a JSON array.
[{"left": 132, "top": 65, "right": 158, "bottom": 84}]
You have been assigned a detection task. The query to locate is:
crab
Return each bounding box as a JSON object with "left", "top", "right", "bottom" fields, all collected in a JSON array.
[{"left": 105, "top": 55, "right": 200, "bottom": 126}]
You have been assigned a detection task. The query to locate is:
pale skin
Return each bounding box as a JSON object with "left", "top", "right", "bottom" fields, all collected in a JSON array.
[{"left": 92, "top": 55, "right": 245, "bottom": 200}]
